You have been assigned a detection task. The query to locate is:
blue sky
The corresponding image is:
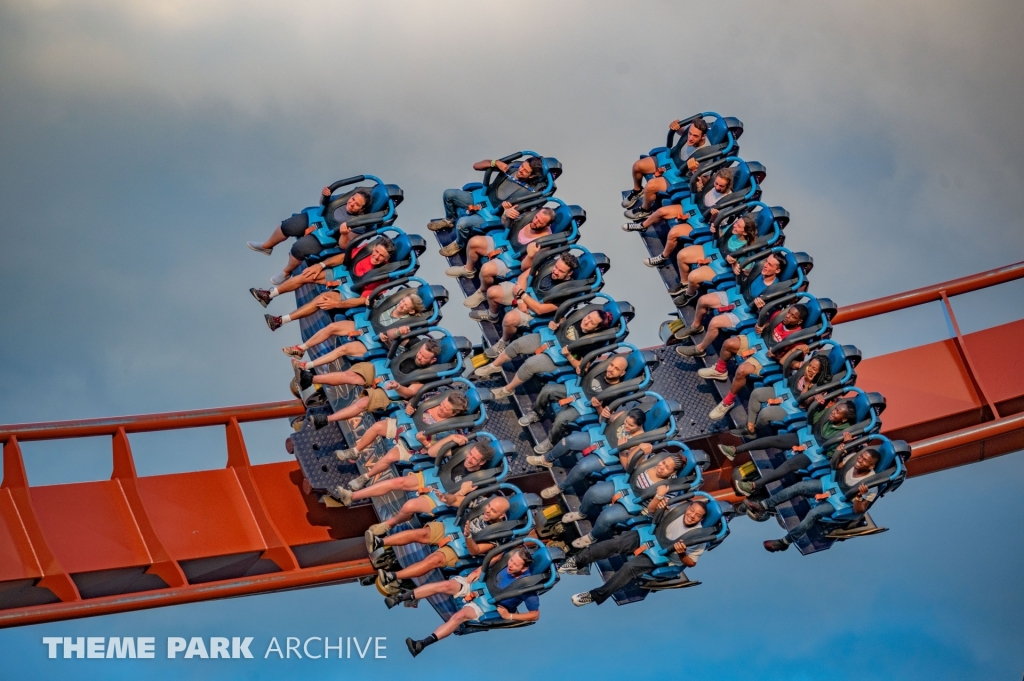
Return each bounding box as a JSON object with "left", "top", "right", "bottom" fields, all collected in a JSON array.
[{"left": 0, "top": 1, "right": 1022, "bottom": 679}]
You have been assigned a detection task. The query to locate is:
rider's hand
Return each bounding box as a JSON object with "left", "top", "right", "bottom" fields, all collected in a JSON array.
[
  {"left": 494, "top": 160, "right": 509, "bottom": 173},
  {"left": 669, "top": 119, "right": 681, "bottom": 131},
  {"left": 322, "top": 186, "right": 331, "bottom": 197}
]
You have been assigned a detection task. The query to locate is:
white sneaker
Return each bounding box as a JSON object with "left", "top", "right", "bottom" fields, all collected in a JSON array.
[
  {"left": 463, "top": 290, "right": 486, "bottom": 308},
  {"left": 446, "top": 265, "right": 477, "bottom": 279},
  {"left": 540, "top": 485, "right": 561, "bottom": 500},
  {"left": 247, "top": 241, "right": 272, "bottom": 255},
  {"left": 491, "top": 386, "right": 513, "bottom": 399},
  {"left": 526, "top": 455, "right": 553, "bottom": 468},
  {"left": 709, "top": 400, "right": 734, "bottom": 420},
  {"left": 334, "top": 448, "right": 359, "bottom": 462},
  {"left": 562, "top": 511, "right": 585, "bottom": 523},
  {"left": 484, "top": 339, "right": 507, "bottom": 358},
  {"left": 557, "top": 556, "right": 579, "bottom": 574},
  {"left": 572, "top": 534, "right": 595, "bottom": 549},
  {"left": 334, "top": 487, "right": 354, "bottom": 506},
  {"left": 697, "top": 366, "right": 729, "bottom": 381},
  {"left": 571, "top": 592, "right": 595, "bottom": 606},
  {"left": 347, "top": 474, "right": 370, "bottom": 491},
  {"left": 474, "top": 363, "right": 504, "bottom": 379},
  {"left": 270, "top": 271, "right": 288, "bottom": 286}
]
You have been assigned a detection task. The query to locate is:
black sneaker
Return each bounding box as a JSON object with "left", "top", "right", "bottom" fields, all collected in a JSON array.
[
  {"left": 621, "top": 189, "right": 642, "bottom": 209},
  {"left": 250, "top": 288, "right": 272, "bottom": 308},
  {"left": 672, "top": 292, "right": 698, "bottom": 308},
  {"left": 365, "top": 530, "right": 384, "bottom": 554},
  {"left": 621, "top": 221, "right": 646, "bottom": 232},
  {"left": 311, "top": 412, "right": 329, "bottom": 430},
  {"left": 385, "top": 589, "right": 413, "bottom": 609},
  {"left": 643, "top": 254, "right": 668, "bottom": 267},
  {"left": 764, "top": 539, "right": 790, "bottom": 552},
  {"left": 675, "top": 345, "right": 706, "bottom": 358},
  {"left": 747, "top": 499, "right": 768, "bottom": 514},
  {"left": 264, "top": 314, "right": 283, "bottom": 331},
  {"left": 406, "top": 638, "right": 423, "bottom": 658},
  {"left": 378, "top": 569, "right": 396, "bottom": 586},
  {"left": 624, "top": 207, "right": 651, "bottom": 221},
  {"left": 298, "top": 369, "right": 315, "bottom": 391},
  {"left": 673, "top": 324, "right": 705, "bottom": 340},
  {"left": 668, "top": 283, "right": 687, "bottom": 296}
]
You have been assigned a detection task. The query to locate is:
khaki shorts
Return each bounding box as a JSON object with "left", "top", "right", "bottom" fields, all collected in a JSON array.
[
  {"left": 349, "top": 362, "right": 376, "bottom": 386},
  {"left": 424, "top": 522, "right": 459, "bottom": 566},
  {"left": 425, "top": 521, "right": 447, "bottom": 545},
  {"left": 363, "top": 387, "right": 392, "bottom": 413},
  {"left": 736, "top": 336, "right": 763, "bottom": 375}
]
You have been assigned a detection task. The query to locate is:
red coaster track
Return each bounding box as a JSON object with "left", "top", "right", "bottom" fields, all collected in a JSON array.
[{"left": 1, "top": 262, "right": 1021, "bottom": 628}]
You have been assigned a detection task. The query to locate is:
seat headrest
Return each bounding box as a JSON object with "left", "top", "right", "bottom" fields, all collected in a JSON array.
[
  {"left": 823, "top": 342, "right": 847, "bottom": 372},
  {"left": 436, "top": 336, "right": 458, "bottom": 363},
  {"left": 732, "top": 160, "right": 751, "bottom": 191},
  {"left": 385, "top": 184, "right": 404, "bottom": 206},
  {"left": 700, "top": 497, "right": 724, "bottom": 527},
  {"left": 871, "top": 438, "right": 897, "bottom": 472},
  {"left": 624, "top": 349, "right": 648, "bottom": 379},
  {"left": 506, "top": 494, "right": 529, "bottom": 520},
  {"left": 463, "top": 387, "right": 482, "bottom": 414},
  {"left": 574, "top": 251, "right": 597, "bottom": 280},
  {"left": 706, "top": 117, "right": 728, "bottom": 146},
  {"left": 841, "top": 344, "right": 863, "bottom": 368},
  {"left": 551, "top": 203, "right": 572, "bottom": 233},
  {"left": 543, "top": 157, "right": 562, "bottom": 181},
  {"left": 850, "top": 390, "right": 872, "bottom": 422},
  {"left": 602, "top": 300, "right": 622, "bottom": 324},
  {"left": 416, "top": 284, "right": 438, "bottom": 308},
  {"left": 369, "top": 184, "right": 390, "bottom": 212},
  {"left": 643, "top": 397, "right": 672, "bottom": 429},
  {"left": 390, "top": 233, "right": 412, "bottom": 261},
  {"left": 529, "top": 544, "right": 554, "bottom": 575},
  {"left": 752, "top": 206, "right": 773, "bottom": 235}
]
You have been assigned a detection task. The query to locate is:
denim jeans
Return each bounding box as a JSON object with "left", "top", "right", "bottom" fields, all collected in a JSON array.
[
  {"left": 442, "top": 188, "right": 486, "bottom": 247},
  {"left": 544, "top": 432, "right": 592, "bottom": 463},
  {"left": 557, "top": 453, "right": 605, "bottom": 492},
  {"left": 579, "top": 481, "right": 633, "bottom": 539},
  {"left": 442, "top": 188, "right": 474, "bottom": 221},
  {"left": 763, "top": 478, "right": 832, "bottom": 541}
]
